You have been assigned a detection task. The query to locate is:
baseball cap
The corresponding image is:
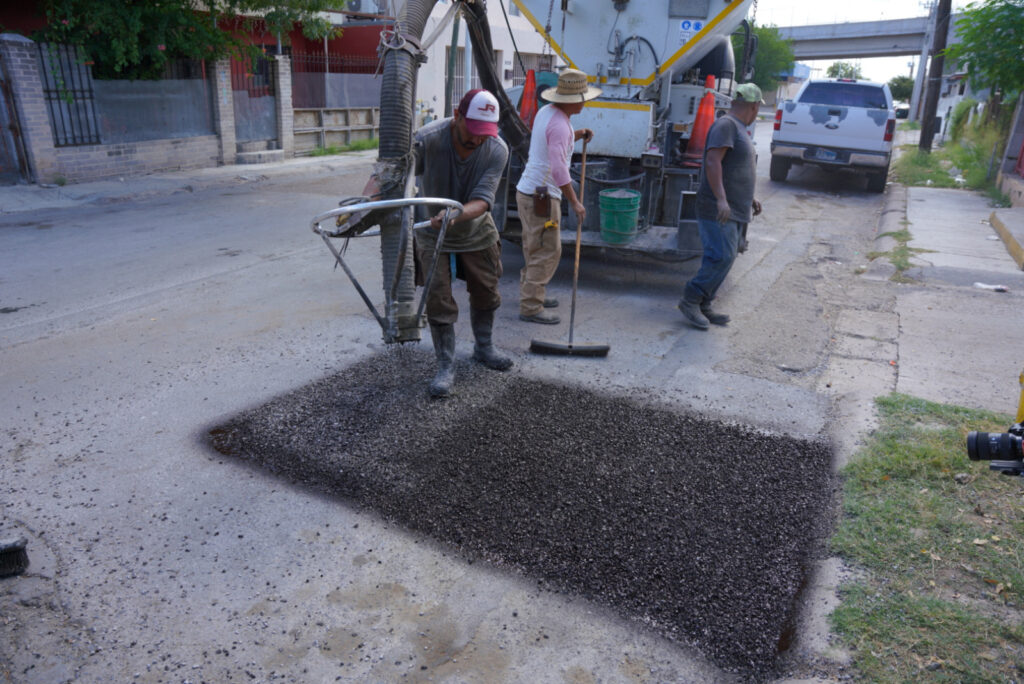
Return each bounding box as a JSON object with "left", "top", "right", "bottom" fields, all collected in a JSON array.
[
  {"left": 734, "top": 83, "right": 765, "bottom": 104},
  {"left": 457, "top": 89, "right": 500, "bottom": 137}
]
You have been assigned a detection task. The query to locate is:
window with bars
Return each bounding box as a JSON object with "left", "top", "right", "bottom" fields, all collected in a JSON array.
[{"left": 511, "top": 53, "right": 554, "bottom": 87}]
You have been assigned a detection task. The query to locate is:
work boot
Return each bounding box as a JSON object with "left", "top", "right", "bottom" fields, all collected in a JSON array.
[
  {"left": 470, "top": 308, "right": 513, "bottom": 371},
  {"left": 700, "top": 301, "right": 730, "bottom": 326},
  {"left": 543, "top": 297, "right": 559, "bottom": 308},
  {"left": 428, "top": 323, "right": 456, "bottom": 398},
  {"left": 519, "top": 310, "right": 560, "bottom": 325},
  {"left": 677, "top": 292, "right": 709, "bottom": 330}
]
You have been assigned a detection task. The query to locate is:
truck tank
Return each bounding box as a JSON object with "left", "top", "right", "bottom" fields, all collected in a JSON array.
[{"left": 502, "top": 0, "right": 756, "bottom": 258}]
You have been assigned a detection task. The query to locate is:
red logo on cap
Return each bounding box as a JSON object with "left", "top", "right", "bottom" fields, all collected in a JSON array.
[{"left": 477, "top": 104, "right": 496, "bottom": 114}]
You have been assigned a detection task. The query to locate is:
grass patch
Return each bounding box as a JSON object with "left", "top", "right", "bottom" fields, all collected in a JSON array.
[
  {"left": 899, "top": 119, "right": 922, "bottom": 131},
  {"left": 867, "top": 228, "right": 933, "bottom": 282},
  {"left": 891, "top": 148, "right": 959, "bottom": 188},
  {"left": 309, "top": 138, "right": 379, "bottom": 156},
  {"left": 831, "top": 393, "right": 1024, "bottom": 681},
  {"left": 891, "top": 107, "right": 1012, "bottom": 207}
]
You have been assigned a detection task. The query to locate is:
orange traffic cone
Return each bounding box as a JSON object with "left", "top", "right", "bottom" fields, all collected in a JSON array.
[
  {"left": 519, "top": 69, "right": 539, "bottom": 129},
  {"left": 682, "top": 75, "right": 716, "bottom": 166}
]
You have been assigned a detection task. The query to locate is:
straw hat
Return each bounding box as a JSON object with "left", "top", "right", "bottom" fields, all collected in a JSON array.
[{"left": 540, "top": 69, "right": 602, "bottom": 103}]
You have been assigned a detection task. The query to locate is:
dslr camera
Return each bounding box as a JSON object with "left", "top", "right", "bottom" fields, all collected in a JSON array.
[{"left": 967, "top": 423, "right": 1024, "bottom": 476}]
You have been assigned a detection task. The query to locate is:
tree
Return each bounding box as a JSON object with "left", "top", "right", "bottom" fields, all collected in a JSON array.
[
  {"left": 888, "top": 75, "right": 914, "bottom": 102},
  {"left": 945, "top": 0, "right": 1024, "bottom": 95},
  {"left": 730, "top": 22, "right": 795, "bottom": 93},
  {"left": 39, "top": 0, "right": 344, "bottom": 80},
  {"left": 826, "top": 61, "right": 864, "bottom": 79}
]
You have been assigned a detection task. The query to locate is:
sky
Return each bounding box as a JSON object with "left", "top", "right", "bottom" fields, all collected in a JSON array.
[{"left": 755, "top": 0, "right": 973, "bottom": 84}]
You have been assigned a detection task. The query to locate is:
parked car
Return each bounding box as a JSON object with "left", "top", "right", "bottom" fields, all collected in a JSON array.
[
  {"left": 894, "top": 101, "right": 910, "bottom": 119},
  {"left": 769, "top": 78, "right": 896, "bottom": 193}
]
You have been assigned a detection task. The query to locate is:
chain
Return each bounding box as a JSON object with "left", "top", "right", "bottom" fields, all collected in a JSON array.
[{"left": 542, "top": 0, "right": 555, "bottom": 56}]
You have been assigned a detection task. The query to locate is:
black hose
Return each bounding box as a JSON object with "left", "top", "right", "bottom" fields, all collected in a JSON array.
[
  {"left": 376, "top": 0, "right": 439, "bottom": 339},
  {"left": 460, "top": 1, "right": 532, "bottom": 161}
]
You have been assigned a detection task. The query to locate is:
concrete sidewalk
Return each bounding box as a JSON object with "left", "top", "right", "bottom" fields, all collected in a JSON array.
[
  {"left": 0, "top": 150, "right": 377, "bottom": 215},
  {"left": 897, "top": 186, "right": 1024, "bottom": 414}
]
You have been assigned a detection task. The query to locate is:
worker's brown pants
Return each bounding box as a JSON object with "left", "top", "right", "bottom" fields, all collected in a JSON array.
[
  {"left": 516, "top": 190, "right": 562, "bottom": 316},
  {"left": 415, "top": 240, "right": 503, "bottom": 326}
]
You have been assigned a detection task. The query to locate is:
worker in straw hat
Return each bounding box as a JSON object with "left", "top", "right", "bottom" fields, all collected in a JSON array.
[{"left": 515, "top": 68, "right": 600, "bottom": 325}]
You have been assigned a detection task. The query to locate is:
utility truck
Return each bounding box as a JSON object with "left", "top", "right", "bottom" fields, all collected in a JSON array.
[{"left": 314, "top": 0, "right": 758, "bottom": 344}]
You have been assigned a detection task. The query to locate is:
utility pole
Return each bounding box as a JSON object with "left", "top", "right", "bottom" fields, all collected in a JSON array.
[{"left": 919, "top": 0, "right": 951, "bottom": 152}]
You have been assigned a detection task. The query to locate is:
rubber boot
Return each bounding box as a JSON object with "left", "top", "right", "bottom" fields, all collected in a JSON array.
[
  {"left": 470, "top": 308, "right": 513, "bottom": 371},
  {"left": 677, "top": 291, "right": 710, "bottom": 330},
  {"left": 701, "top": 300, "right": 730, "bottom": 326},
  {"left": 428, "top": 323, "right": 456, "bottom": 398}
]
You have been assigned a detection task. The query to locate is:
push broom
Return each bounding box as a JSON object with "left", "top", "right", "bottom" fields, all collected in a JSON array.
[{"left": 529, "top": 138, "right": 611, "bottom": 357}]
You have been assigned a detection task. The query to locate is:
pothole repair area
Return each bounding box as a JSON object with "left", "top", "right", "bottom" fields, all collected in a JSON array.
[{"left": 209, "top": 349, "right": 835, "bottom": 675}]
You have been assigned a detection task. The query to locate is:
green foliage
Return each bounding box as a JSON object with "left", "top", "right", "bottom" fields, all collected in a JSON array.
[
  {"left": 831, "top": 393, "right": 1024, "bottom": 681},
  {"left": 38, "top": 0, "right": 344, "bottom": 80},
  {"left": 949, "top": 97, "right": 979, "bottom": 141},
  {"left": 945, "top": 0, "right": 1024, "bottom": 95},
  {"left": 888, "top": 74, "right": 914, "bottom": 102},
  {"left": 308, "top": 138, "right": 379, "bottom": 156},
  {"left": 730, "top": 22, "right": 794, "bottom": 93},
  {"left": 826, "top": 61, "right": 864, "bottom": 79}
]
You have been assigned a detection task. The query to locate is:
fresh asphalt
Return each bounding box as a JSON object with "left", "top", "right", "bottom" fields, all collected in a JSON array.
[{"left": 1, "top": 127, "right": 1023, "bottom": 682}]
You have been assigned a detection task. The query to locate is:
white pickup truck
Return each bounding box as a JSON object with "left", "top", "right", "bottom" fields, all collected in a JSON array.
[{"left": 769, "top": 78, "right": 896, "bottom": 193}]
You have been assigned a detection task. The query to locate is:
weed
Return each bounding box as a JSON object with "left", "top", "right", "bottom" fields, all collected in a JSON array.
[
  {"left": 831, "top": 393, "right": 1024, "bottom": 681},
  {"left": 308, "top": 138, "right": 379, "bottom": 156}
]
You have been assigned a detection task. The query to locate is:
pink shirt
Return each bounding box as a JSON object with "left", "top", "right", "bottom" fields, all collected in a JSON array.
[{"left": 516, "top": 104, "right": 574, "bottom": 199}]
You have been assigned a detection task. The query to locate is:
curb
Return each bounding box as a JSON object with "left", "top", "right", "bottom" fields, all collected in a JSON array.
[
  {"left": 0, "top": 151, "right": 377, "bottom": 216},
  {"left": 863, "top": 184, "right": 906, "bottom": 280},
  {"left": 990, "top": 209, "right": 1024, "bottom": 270}
]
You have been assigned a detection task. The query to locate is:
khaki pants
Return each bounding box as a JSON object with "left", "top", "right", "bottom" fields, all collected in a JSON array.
[
  {"left": 516, "top": 190, "right": 561, "bottom": 316},
  {"left": 415, "top": 240, "right": 503, "bottom": 326}
]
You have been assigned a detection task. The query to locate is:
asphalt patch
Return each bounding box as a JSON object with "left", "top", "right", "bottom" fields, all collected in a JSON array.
[{"left": 209, "top": 348, "right": 835, "bottom": 676}]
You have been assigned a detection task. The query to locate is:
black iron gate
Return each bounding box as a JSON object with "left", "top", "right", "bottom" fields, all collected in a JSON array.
[
  {"left": 0, "top": 50, "right": 28, "bottom": 184},
  {"left": 37, "top": 42, "right": 101, "bottom": 147}
]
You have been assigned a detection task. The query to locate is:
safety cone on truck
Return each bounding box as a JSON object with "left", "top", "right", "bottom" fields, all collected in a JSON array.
[{"left": 683, "top": 75, "right": 716, "bottom": 166}]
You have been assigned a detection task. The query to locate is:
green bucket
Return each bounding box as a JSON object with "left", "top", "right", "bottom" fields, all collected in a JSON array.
[{"left": 598, "top": 188, "right": 642, "bottom": 244}]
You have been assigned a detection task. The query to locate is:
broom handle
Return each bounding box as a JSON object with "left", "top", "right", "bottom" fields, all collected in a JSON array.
[{"left": 568, "top": 138, "right": 587, "bottom": 346}]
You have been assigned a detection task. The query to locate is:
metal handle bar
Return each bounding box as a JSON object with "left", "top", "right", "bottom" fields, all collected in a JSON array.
[{"left": 310, "top": 197, "right": 464, "bottom": 236}]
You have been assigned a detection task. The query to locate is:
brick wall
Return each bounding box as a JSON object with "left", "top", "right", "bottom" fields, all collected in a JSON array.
[
  {"left": 51, "top": 136, "right": 220, "bottom": 181},
  {"left": 1, "top": 34, "right": 236, "bottom": 184},
  {"left": 273, "top": 55, "right": 294, "bottom": 157},
  {"left": 0, "top": 33, "right": 58, "bottom": 182}
]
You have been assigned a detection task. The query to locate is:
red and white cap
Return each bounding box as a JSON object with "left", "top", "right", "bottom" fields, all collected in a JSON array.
[{"left": 457, "top": 89, "right": 500, "bottom": 137}]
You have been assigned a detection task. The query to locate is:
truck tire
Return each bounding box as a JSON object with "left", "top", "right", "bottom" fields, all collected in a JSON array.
[
  {"left": 866, "top": 168, "right": 888, "bottom": 193},
  {"left": 769, "top": 155, "right": 790, "bottom": 182}
]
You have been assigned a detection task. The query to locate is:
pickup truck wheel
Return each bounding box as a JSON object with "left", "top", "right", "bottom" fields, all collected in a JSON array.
[
  {"left": 866, "top": 168, "right": 888, "bottom": 193},
  {"left": 769, "top": 155, "right": 790, "bottom": 182}
]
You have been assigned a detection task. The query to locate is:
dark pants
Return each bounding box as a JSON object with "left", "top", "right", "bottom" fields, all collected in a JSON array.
[
  {"left": 685, "top": 218, "right": 741, "bottom": 304},
  {"left": 416, "top": 240, "right": 503, "bottom": 325}
]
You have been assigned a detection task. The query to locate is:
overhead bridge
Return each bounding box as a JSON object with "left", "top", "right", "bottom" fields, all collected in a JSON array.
[{"left": 778, "top": 17, "right": 931, "bottom": 60}]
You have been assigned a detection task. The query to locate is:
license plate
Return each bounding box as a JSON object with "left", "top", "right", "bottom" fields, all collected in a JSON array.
[{"left": 814, "top": 148, "right": 837, "bottom": 161}]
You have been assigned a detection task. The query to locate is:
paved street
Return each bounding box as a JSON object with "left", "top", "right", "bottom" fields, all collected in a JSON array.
[{"left": 2, "top": 125, "right": 1023, "bottom": 682}]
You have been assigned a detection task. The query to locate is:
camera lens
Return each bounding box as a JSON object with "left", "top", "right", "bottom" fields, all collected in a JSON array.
[{"left": 967, "top": 432, "right": 1024, "bottom": 461}]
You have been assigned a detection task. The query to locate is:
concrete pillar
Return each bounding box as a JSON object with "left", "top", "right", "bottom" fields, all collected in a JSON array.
[
  {"left": 273, "top": 55, "right": 293, "bottom": 157},
  {"left": 209, "top": 58, "right": 236, "bottom": 165},
  {"left": 0, "top": 33, "right": 59, "bottom": 183}
]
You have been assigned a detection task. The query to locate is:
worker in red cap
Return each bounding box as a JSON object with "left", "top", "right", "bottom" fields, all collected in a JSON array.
[{"left": 413, "top": 89, "right": 513, "bottom": 398}]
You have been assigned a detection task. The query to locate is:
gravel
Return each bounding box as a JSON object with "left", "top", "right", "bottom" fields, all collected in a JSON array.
[{"left": 209, "top": 348, "right": 836, "bottom": 677}]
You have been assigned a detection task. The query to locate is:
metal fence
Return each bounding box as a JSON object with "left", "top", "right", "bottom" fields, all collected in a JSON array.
[
  {"left": 291, "top": 52, "right": 378, "bottom": 109},
  {"left": 231, "top": 55, "right": 277, "bottom": 143},
  {"left": 37, "top": 42, "right": 101, "bottom": 147}
]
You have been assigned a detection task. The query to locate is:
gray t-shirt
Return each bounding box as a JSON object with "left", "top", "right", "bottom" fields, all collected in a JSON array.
[
  {"left": 413, "top": 117, "right": 509, "bottom": 252},
  {"left": 696, "top": 114, "right": 756, "bottom": 224}
]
